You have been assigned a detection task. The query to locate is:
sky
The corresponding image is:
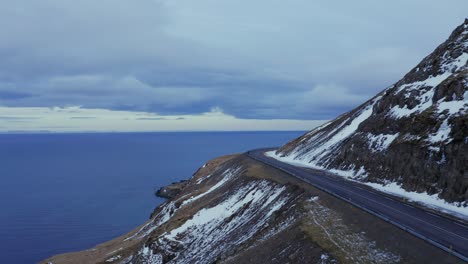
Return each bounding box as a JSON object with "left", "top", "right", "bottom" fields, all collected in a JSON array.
[{"left": 0, "top": 0, "right": 467, "bottom": 132}]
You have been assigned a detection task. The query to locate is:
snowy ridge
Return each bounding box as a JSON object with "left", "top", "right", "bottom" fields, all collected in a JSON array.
[
  {"left": 272, "top": 96, "right": 382, "bottom": 180},
  {"left": 290, "top": 96, "right": 381, "bottom": 169},
  {"left": 181, "top": 167, "right": 242, "bottom": 206},
  {"left": 275, "top": 20, "right": 468, "bottom": 206},
  {"left": 136, "top": 180, "right": 290, "bottom": 264}
]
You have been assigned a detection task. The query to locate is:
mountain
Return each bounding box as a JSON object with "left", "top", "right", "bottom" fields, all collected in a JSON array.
[{"left": 272, "top": 19, "right": 468, "bottom": 205}]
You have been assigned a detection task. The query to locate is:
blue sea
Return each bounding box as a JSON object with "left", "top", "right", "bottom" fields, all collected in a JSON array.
[{"left": 0, "top": 131, "right": 303, "bottom": 264}]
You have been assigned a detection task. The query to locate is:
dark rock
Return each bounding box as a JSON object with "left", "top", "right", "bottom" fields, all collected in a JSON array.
[{"left": 155, "top": 180, "right": 189, "bottom": 199}]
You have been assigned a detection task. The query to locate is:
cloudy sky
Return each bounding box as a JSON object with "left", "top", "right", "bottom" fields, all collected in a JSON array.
[{"left": 0, "top": 0, "right": 467, "bottom": 132}]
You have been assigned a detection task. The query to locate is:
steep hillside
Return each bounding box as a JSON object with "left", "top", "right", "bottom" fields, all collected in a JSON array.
[{"left": 272, "top": 20, "right": 468, "bottom": 205}]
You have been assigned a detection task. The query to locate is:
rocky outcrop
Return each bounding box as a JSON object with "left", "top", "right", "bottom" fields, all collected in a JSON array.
[
  {"left": 275, "top": 20, "right": 468, "bottom": 204},
  {"left": 155, "top": 180, "right": 189, "bottom": 199}
]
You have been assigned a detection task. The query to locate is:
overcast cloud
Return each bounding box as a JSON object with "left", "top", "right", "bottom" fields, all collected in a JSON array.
[{"left": 0, "top": 0, "right": 467, "bottom": 131}]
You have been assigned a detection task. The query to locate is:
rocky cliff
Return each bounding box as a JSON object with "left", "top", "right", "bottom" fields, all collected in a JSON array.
[{"left": 273, "top": 20, "right": 468, "bottom": 204}]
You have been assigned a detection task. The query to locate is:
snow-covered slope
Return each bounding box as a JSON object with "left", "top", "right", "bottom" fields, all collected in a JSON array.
[
  {"left": 114, "top": 156, "right": 405, "bottom": 264},
  {"left": 272, "top": 19, "right": 468, "bottom": 205}
]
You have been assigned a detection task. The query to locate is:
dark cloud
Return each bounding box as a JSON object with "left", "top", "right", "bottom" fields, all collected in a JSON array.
[
  {"left": 0, "top": 116, "right": 41, "bottom": 123},
  {"left": 136, "top": 117, "right": 168, "bottom": 121},
  {"left": 69, "top": 116, "right": 97, "bottom": 119},
  {"left": 0, "top": 0, "right": 467, "bottom": 120},
  {"left": 0, "top": 116, "right": 40, "bottom": 120},
  {"left": 0, "top": 91, "right": 34, "bottom": 100},
  {"left": 136, "top": 117, "right": 186, "bottom": 121}
]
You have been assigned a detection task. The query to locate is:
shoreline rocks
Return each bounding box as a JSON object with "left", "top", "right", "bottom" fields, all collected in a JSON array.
[{"left": 155, "top": 180, "right": 189, "bottom": 199}]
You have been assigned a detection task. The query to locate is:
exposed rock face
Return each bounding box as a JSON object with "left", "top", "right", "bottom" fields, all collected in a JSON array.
[{"left": 276, "top": 20, "right": 468, "bottom": 203}]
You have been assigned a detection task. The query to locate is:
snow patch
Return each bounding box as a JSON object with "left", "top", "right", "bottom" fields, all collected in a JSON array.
[
  {"left": 366, "top": 133, "right": 399, "bottom": 152},
  {"left": 318, "top": 253, "right": 333, "bottom": 264},
  {"left": 166, "top": 181, "right": 284, "bottom": 240},
  {"left": 395, "top": 72, "right": 451, "bottom": 94},
  {"left": 195, "top": 174, "right": 212, "bottom": 184},
  {"left": 402, "top": 133, "right": 421, "bottom": 141},
  {"left": 389, "top": 87, "right": 435, "bottom": 118},
  {"left": 155, "top": 180, "right": 288, "bottom": 262},
  {"left": 105, "top": 255, "right": 121, "bottom": 262},
  {"left": 106, "top": 247, "right": 123, "bottom": 256},
  {"left": 445, "top": 52, "right": 468, "bottom": 72},
  {"left": 427, "top": 119, "right": 452, "bottom": 144},
  {"left": 138, "top": 246, "right": 163, "bottom": 264},
  {"left": 182, "top": 167, "right": 241, "bottom": 206},
  {"left": 308, "top": 196, "right": 319, "bottom": 202},
  {"left": 268, "top": 151, "right": 368, "bottom": 180},
  {"left": 437, "top": 100, "right": 468, "bottom": 115},
  {"left": 330, "top": 166, "right": 368, "bottom": 180}
]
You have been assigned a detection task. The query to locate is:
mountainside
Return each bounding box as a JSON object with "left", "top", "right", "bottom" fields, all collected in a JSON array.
[
  {"left": 43, "top": 154, "right": 462, "bottom": 264},
  {"left": 273, "top": 20, "right": 468, "bottom": 205}
]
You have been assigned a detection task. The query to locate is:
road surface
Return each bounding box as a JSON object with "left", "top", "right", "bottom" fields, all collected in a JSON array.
[{"left": 247, "top": 148, "right": 468, "bottom": 262}]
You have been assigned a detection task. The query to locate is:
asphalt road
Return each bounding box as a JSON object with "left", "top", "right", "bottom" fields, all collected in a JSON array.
[{"left": 247, "top": 148, "right": 468, "bottom": 262}]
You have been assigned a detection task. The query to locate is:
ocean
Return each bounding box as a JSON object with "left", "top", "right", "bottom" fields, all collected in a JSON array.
[{"left": 0, "top": 131, "right": 304, "bottom": 263}]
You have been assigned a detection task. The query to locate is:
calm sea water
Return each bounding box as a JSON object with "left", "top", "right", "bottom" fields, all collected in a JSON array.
[{"left": 0, "top": 131, "right": 303, "bottom": 263}]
